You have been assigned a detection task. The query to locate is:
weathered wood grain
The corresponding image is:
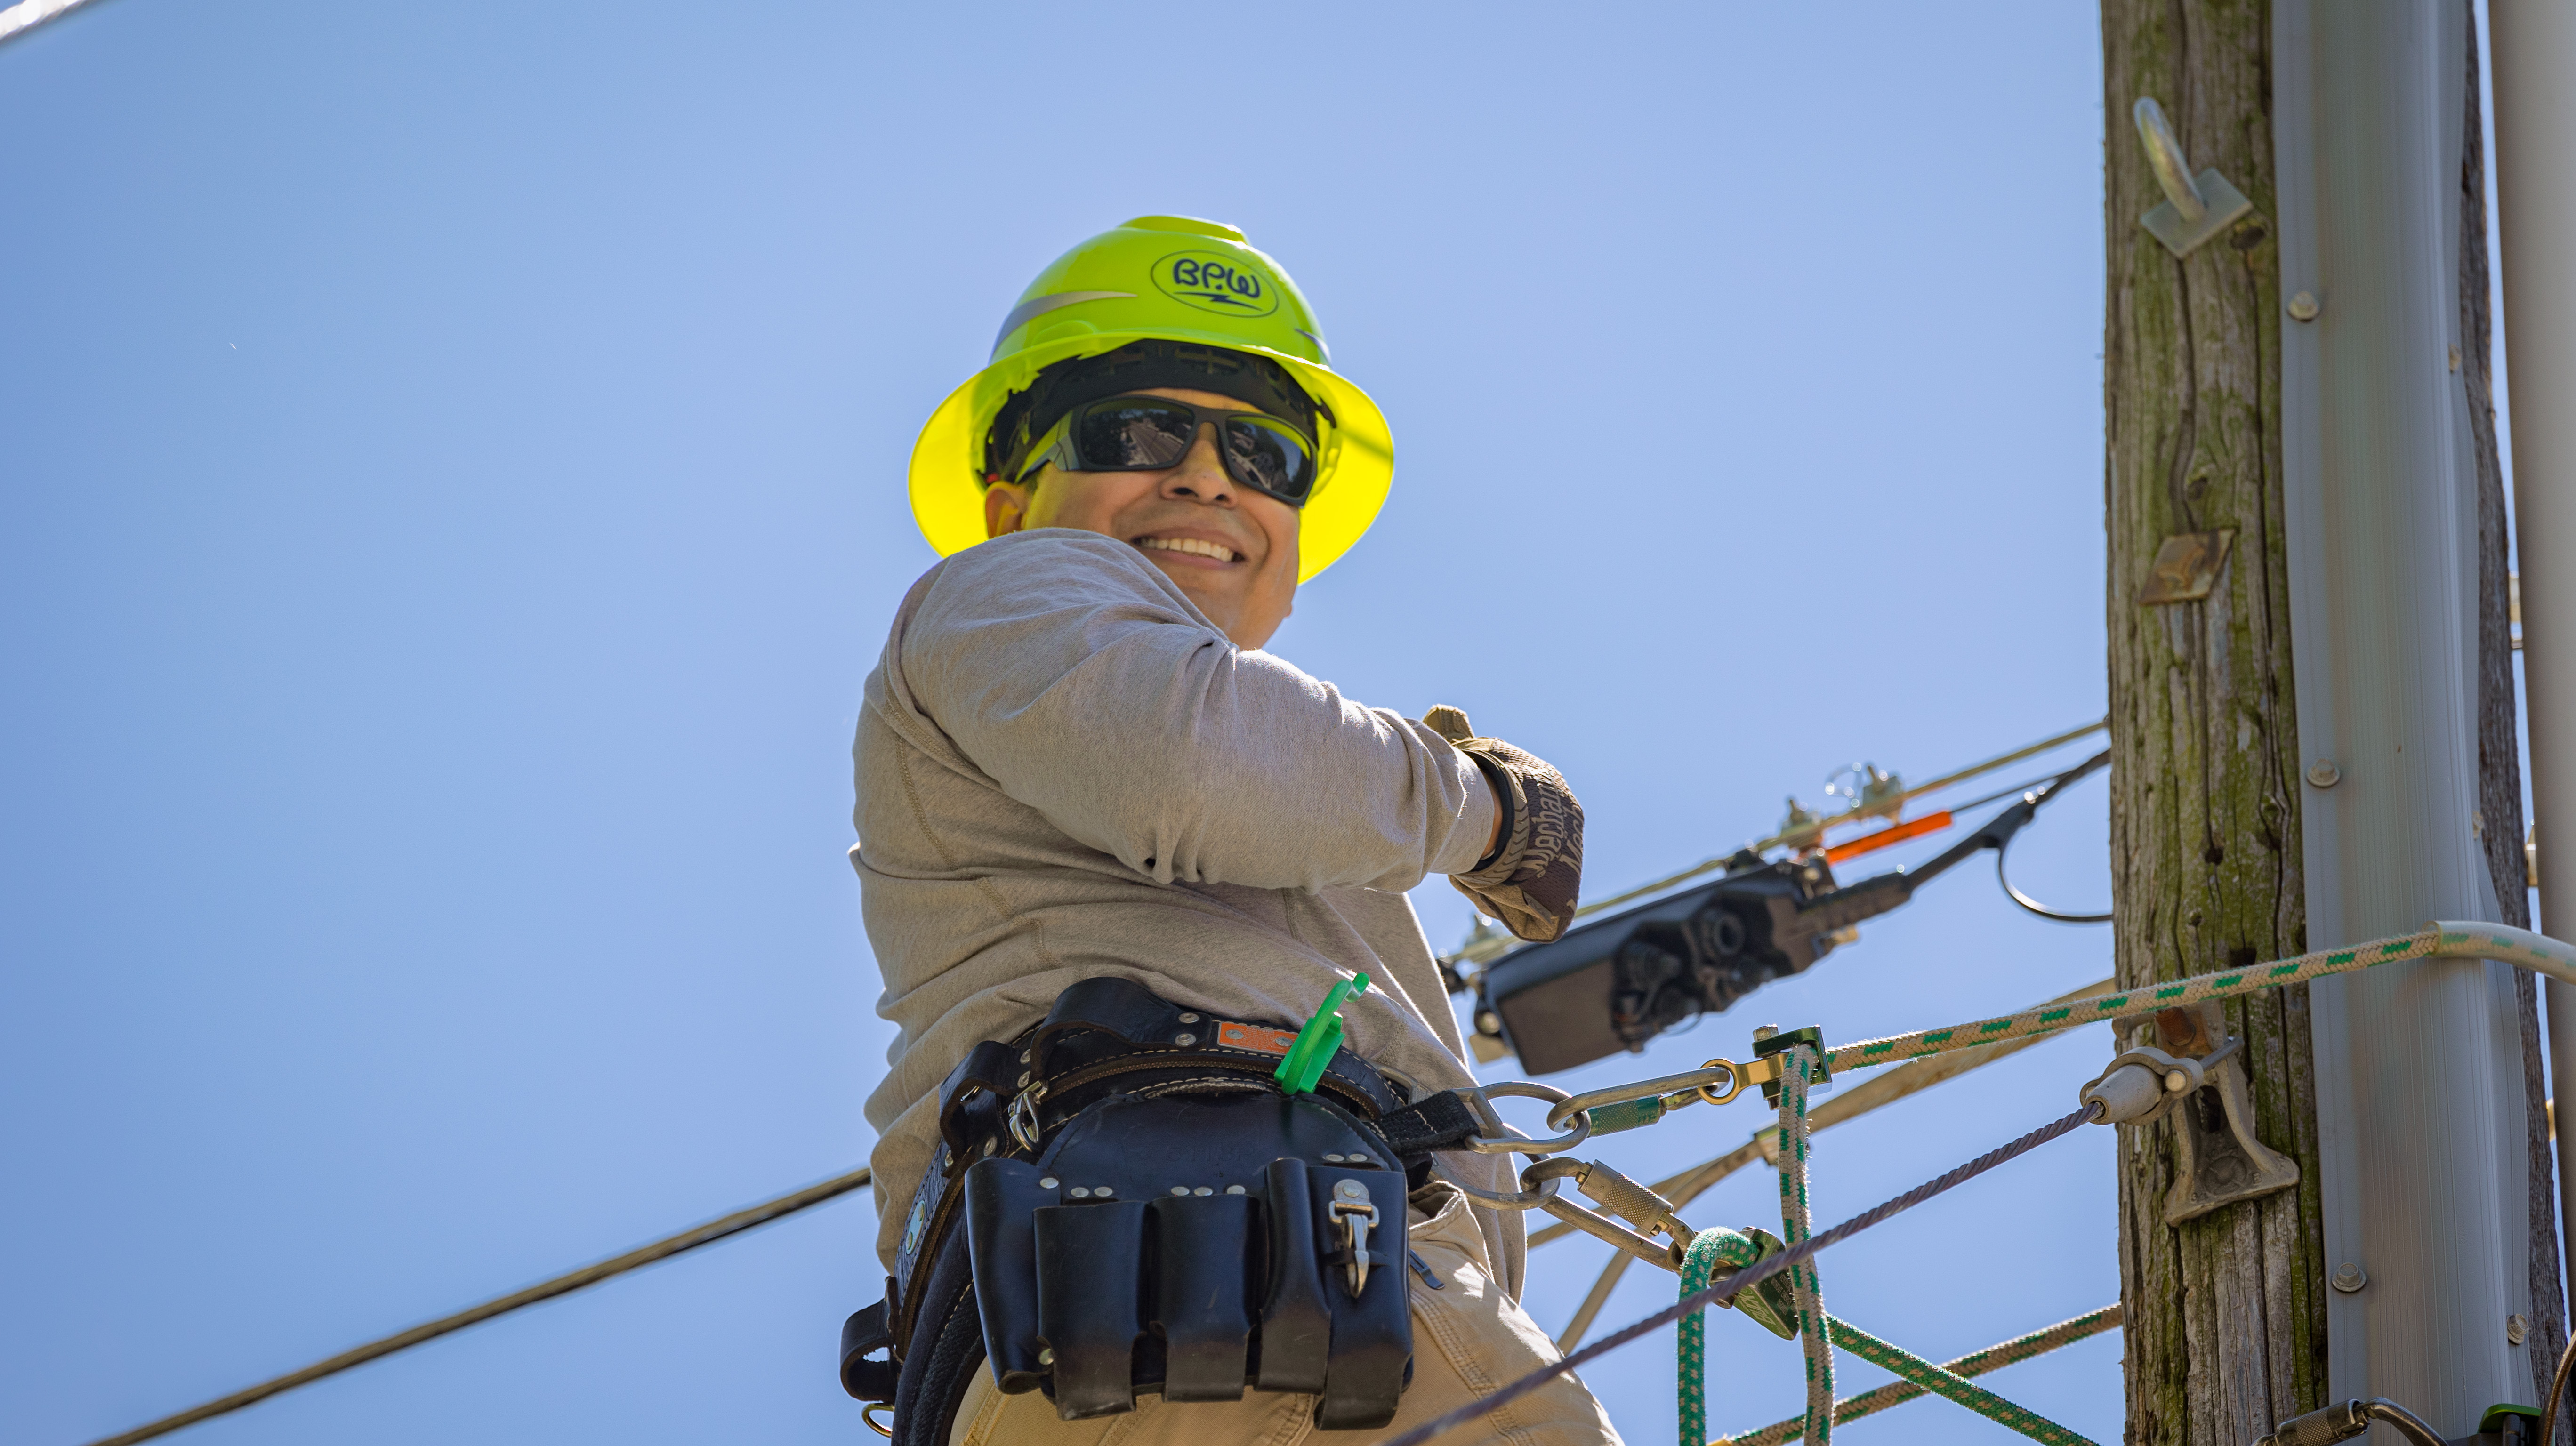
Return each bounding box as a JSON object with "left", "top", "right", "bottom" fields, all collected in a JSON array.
[
  {"left": 2105, "top": 7, "right": 2562, "bottom": 1444},
  {"left": 2101, "top": 5, "right": 2324, "bottom": 1444}
]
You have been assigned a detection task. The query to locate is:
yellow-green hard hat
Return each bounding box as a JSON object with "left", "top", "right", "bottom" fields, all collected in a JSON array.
[{"left": 907, "top": 216, "right": 1393, "bottom": 582}]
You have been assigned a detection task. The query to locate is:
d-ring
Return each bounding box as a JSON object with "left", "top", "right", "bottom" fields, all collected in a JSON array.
[
  {"left": 862, "top": 1401, "right": 895, "bottom": 1438},
  {"left": 1461, "top": 1081, "right": 1594, "bottom": 1156},
  {"left": 1695, "top": 1059, "right": 1749, "bottom": 1107}
]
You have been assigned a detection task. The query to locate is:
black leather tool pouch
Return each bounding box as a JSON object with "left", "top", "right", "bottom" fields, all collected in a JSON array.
[
  {"left": 892, "top": 977, "right": 1411, "bottom": 1354},
  {"left": 962, "top": 1088, "right": 1414, "bottom": 1429}
]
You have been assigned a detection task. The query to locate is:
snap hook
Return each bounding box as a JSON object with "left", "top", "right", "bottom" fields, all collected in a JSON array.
[
  {"left": 1328, "top": 1178, "right": 1381, "bottom": 1297},
  {"left": 2133, "top": 96, "right": 2257, "bottom": 257}
]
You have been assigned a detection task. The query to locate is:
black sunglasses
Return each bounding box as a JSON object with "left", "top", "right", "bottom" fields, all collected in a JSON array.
[{"left": 1019, "top": 394, "right": 1320, "bottom": 507}]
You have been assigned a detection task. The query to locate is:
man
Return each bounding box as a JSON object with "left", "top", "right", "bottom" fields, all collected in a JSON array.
[{"left": 847, "top": 216, "right": 1618, "bottom": 1444}]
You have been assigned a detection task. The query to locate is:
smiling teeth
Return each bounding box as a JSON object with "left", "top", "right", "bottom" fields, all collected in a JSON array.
[{"left": 1140, "top": 537, "right": 1236, "bottom": 562}]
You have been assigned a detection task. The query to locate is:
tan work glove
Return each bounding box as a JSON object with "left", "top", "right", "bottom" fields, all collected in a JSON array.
[{"left": 1424, "top": 705, "right": 1584, "bottom": 942}]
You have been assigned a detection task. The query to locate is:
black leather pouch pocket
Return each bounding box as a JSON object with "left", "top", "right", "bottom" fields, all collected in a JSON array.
[
  {"left": 1307, "top": 1164, "right": 1412, "bottom": 1430},
  {"left": 1149, "top": 1191, "right": 1256, "bottom": 1401},
  {"left": 952, "top": 1089, "right": 1417, "bottom": 1426},
  {"left": 1035, "top": 1199, "right": 1149, "bottom": 1419},
  {"left": 962, "top": 1158, "right": 1049, "bottom": 1393},
  {"left": 1256, "top": 1157, "right": 1332, "bottom": 1394}
]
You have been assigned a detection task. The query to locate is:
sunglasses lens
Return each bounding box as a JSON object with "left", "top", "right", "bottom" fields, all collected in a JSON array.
[
  {"left": 1222, "top": 417, "right": 1316, "bottom": 505},
  {"left": 1073, "top": 400, "right": 1197, "bottom": 471}
]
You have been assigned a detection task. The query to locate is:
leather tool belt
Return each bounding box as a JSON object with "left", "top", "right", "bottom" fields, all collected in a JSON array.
[{"left": 839, "top": 976, "right": 1485, "bottom": 1434}]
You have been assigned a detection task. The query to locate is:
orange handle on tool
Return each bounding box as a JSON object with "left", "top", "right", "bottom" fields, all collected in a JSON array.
[{"left": 1823, "top": 810, "right": 1955, "bottom": 866}]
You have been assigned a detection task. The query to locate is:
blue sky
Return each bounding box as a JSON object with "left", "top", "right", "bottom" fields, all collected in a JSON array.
[{"left": 1, "top": 2, "right": 2159, "bottom": 1442}]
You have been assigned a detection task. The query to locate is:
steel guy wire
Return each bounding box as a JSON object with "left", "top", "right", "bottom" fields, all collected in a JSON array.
[
  {"left": 1448, "top": 718, "right": 2110, "bottom": 966},
  {"left": 75, "top": 1166, "right": 875, "bottom": 1446},
  {"left": 1368, "top": 1101, "right": 2103, "bottom": 1446},
  {"left": 81, "top": 924, "right": 2576, "bottom": 1445},
  {"left": 0, "top": 0, "right": 109, "bottom": 48}
]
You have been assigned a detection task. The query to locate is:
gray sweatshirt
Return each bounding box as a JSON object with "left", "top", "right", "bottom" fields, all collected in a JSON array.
[{"left": 853, "top": 529, "right": 1527, "bottom": 1293}]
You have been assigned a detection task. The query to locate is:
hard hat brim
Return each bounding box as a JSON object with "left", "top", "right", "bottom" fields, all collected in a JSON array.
[{"left": 907, "top": 329, "right": 1393, "bottom": 585}]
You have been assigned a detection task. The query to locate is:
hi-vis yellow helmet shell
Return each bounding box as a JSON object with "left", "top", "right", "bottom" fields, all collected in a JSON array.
[{"left": 908, "top": 216, "right": 1393, "bottom": 583}]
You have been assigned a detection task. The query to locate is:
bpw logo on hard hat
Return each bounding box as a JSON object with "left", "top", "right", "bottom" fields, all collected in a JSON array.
[{"left": 1153, "top": 251, "right": 1280, "bottom": 318}]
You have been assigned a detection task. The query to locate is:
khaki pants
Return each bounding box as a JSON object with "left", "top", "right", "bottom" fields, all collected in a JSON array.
[{"left": 947, "top": 1185, "right": 1624, "bottom": 1446}]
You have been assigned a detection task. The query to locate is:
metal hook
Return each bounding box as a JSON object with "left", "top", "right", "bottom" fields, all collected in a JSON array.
[
  {"left": 1524, "top": 1158, "right": 1684, "bottom": 1271},
  {"left": 2133, "top": 98, "right": 2208, "bottom": 222},
  {"left": 2132, "top": 96, "right": 2256, "bottom": 257},
  {"left": 1459, "top": 1080, "right": 1595, "bottom": 1156},
  {"left": 1543, "top": 1064, "right": 1742, "bottom": 1133},
  {"left": 1429, "top": 1153, "right": 1569, "bottom": 1211}
]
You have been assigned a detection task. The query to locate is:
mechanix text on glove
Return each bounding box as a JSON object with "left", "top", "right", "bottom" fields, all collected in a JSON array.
[{"left": 1422, "top": 706, "right": 1584, "bottom": 943}]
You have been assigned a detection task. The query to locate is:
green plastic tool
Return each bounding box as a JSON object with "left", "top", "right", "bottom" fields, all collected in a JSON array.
[{"left": 1275, "top": 972, "right": 1370, "bottom": 1095}]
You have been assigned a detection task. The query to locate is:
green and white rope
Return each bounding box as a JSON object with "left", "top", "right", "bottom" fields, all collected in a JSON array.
[
  {"left": 1714, "top": 1306, "right": 2123, "bottom": 1446},
  {"left": 1774, "top": 1045, "right": 1833, "bottom": 1446},
  {"left": 1814, "top": 1315, "right": 2098, "bottom": 1446},
  {"left": 1404, "top": 924, "right": 2576, "bottom": 1446},
  {"left": 1678, "top": 1229, "right": 1765, "bottom": 1446},
  {"left": 1824, "top": 923, "right": 2576, "bottom": 1073},
  {"left": 1677, "top": 1047, "right": 1835, "bottom": 1446}
]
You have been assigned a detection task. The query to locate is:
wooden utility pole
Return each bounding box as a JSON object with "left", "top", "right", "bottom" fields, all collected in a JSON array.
[
  {"left": 2103, "top": 9, "right": 2322, "bottom": 1442},
  {"left": 2101, "top": 6, "right": 2560, "bottom": 1446}
]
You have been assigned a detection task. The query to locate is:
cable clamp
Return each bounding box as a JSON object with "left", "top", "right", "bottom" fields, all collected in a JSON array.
[
  {"left": 2078, "top": 1036, "right": 2240, "bottom": 1125},
  {"left": 1749, "top": 1026, "right": 1833, "bottom": 1105}
]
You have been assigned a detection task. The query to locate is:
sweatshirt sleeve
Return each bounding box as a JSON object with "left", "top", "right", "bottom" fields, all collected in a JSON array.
[{"left": 898, "top": 530, "right": 1497, "bottom": 892}]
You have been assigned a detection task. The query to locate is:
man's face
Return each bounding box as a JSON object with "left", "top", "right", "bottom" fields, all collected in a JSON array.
[{"left": 982, "top": 386, "right": 1302, "bottom": 649}]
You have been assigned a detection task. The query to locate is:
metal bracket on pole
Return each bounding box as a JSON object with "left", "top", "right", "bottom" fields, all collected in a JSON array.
[
  {"left": 2134, "top": 97, "right": 2257, "bottom": 257},
  {"left": 2151, "top": 1003, "right": 2302, "bottom": 1224}
]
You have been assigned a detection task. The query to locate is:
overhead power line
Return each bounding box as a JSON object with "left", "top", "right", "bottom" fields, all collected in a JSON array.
[
  {"left": 1447, "top": 718, "right": 2111, "bottom": 970},
  {"left": 77, "top": 1166, "right": 874, "bottom": 1446},
  {"left": 0, "top": 0, "right": 110, "bottom": 49}
]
